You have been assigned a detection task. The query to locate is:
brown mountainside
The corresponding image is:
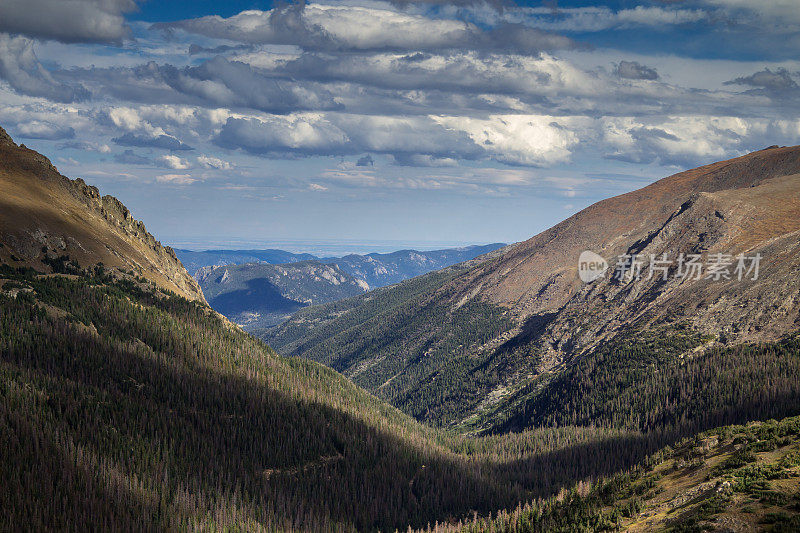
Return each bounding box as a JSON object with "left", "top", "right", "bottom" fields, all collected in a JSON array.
[
  {"left": 269, "top": 145, "right": 800, "bottom": 428},
  {"left": 0, "top": 126, "right": 204, "bottom": 302},
  {"left": 451, "top": 146, "right": 800, "bottom": 364}
]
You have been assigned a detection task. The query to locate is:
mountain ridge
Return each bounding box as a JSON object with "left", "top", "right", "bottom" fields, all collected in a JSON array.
[
  {"left": 196, "top": 260, "right": 370, "bottom": 329},
  {"left": 269, "top": 145, "right": 800, "bottom": 430},
  {"left": 0, "top": 126, "right": 204, "bottom": 302}
]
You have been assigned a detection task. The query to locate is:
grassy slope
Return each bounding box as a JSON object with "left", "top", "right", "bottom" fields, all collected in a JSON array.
[
  {"left": 423, "top": 416, "right": 800, "bottom": 532},
  {"left": 0, "top": 266, "right": 659, "bottom": 531}
]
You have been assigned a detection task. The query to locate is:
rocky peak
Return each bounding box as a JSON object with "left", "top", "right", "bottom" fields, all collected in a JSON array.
[
  {"left": 0, "top": 124, "right": 206, "bottom": 303},
  {"left": 0, "top": 125, "right": 15, "bottom": 147}
]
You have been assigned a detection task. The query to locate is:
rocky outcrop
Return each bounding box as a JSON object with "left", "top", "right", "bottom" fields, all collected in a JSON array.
[{"left": 0, "top": 125, "right": 205, "bottom": 302}]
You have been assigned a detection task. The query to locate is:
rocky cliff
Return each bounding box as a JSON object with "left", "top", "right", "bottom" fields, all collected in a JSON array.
[{"left": 0, "top": 125, "right": 205, "bottom": 302}]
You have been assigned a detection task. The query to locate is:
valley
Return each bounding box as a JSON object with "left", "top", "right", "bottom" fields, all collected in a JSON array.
[{"left": 1, "top": 125, "right": 799, "bottom": 531}]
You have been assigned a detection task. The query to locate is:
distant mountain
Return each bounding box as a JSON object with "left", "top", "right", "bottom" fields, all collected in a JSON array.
[
  {"left": 325, "top": 244, "right": 507, "bottom": 288},
  {"left": 183, "top": 243, "right": 506, "bottom": 329},
  {"left": 268, "top": 146, "right": 800, "bottom": 433},
  {"left": 0, "top": 126, "right": 203, "bottom": 302},
  {"left": 196, "top": 261, "right": 369, "bottom": 329},
  {"left": 175, "top": 248, "right": 318, "bottom": 274},
  {"left": 176, "top": 244, "right": 506, "bottom": 282}
]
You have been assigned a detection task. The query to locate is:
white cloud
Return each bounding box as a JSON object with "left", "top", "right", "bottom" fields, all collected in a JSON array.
[
  {"left": 601, "top": 115, "right": 774, "bottom": 166},
  {"left": 432, "top": 114, "right": 581, "bottom": 166},
  {"left": 15, "top": 119, "right": 75, "bottom": 139},
  {"left": 157, "top": 154, "right": 192, "bottom": 169},
  {"left": 156, "top": 173, "right": 196, "bottom": 185},
  {"left": 159, "top": 3, "right": 578, "bottom": 53},
  {"left": 106, "top": 107, "right": 146, "bottom": 132},
  {"left": 197, "top": 155, "right": 233, "bottom": 170},
  {"left": 0, "top": 34, "right": 89, "bottom": 102}
]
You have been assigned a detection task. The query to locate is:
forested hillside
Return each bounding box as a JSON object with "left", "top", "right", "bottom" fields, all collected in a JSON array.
[
  {"left": 420, "top": 416, "right": 800, "bottom": 532},
  {"left": 269, "top": 146, "right": 800, "bottom": 431},
  {"left": 0, "top": 264, "right": 674, "bottom": 531}
]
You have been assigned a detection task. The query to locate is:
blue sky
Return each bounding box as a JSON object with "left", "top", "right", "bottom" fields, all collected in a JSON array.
[{"left": 1, "top": 1, "right": 799, "bottom": 251}]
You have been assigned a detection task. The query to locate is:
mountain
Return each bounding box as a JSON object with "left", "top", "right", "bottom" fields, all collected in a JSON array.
[
  {"left": 175, "top": 248, "right": 318, "bottom": 274},
  {"left": 184, "top": 243, "right": 506, "bottom": 329},
  {"left": 324, "top": 244, "right": 508, "bottom": 288},
  {"left": 0, "top": 124, "right": 627, "bottom": 530},
  {"left": 0, "top": 126, "right": 203, "bottom": 302},
  {"left": 175, "top": 244, "right": 506, "bottom": 284},
  {"left": 196, "top": 260, "right": 370, "bottom": 329},
  {"left": 2, "top": 126, "right": 800, "bottom": 530},
  {"left": 268, "top": 146, "right": 800, "bottom": 431}
]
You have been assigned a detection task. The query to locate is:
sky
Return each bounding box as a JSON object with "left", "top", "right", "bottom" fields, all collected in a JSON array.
[{"left": 1, "top": 0, "right": 799, "bottom": 252}]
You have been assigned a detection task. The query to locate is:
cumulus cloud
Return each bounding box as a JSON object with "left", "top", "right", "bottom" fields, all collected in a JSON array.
[
  {"left": 214, "top": 112, "right": 580, "bottom": 167},
  {"left": 158, "top": 4, "right": 580, "bottom": 54},
  {"left": 0, "top": 0, "right": 136, "bottom": 44},
  {"left": 432, "top": 114, "right": 580, "bottom": 166},
  {"left": 215, "top": 113, "right": 488, "bottom": 163},
  {"left": 197, "top": 155, "right": 233, "bottom": 170},
  {"left": 725, "top": 68, "right": 799, "bottom": 93},
  {"left": 0, "top": 34, "right": 90, "bottom": 102},
  {"left": 157, "top": 154, "right": 192, "bottom": 169},
  {"left": 63, "top": 57, "right": 342, "bottom": 115},
  {"left": 602, "top": 116, "right": 762, "bottom": 167},
  {"left": 614, "top": 60, "right": 659, "bottom": 81},
  {"left": 269, "top": 50, "right": 596, "bottom": 104},
  {"left": 156, "top": 173, "right": 196, "bottom": 185},
  {"left": 159, "top": 57, "right": 341, "bottom": 114},
  {"left": 113, "top": 132, "right": 194, "bottom": 151},
  {"left": 15, "top": 120, "right": 75, "bottom": 140},
  {"left": 215, "top": 115, "right": 351, "bottom": 156}
]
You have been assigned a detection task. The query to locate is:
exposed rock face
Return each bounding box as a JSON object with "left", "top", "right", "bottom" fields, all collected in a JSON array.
[{"left": 0, "top": 125, "right": 205, "bottom": 302}]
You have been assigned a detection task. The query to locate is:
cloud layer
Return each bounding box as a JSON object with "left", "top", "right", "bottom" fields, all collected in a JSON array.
[
  {"left": 0, "top": 0, "right": 136, "bottom": 44},
  {"left": 1, "top": 0, "right": 799, "bottom": 193}
]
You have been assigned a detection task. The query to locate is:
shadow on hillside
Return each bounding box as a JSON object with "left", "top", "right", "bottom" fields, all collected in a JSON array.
[
  {"left": 208, "top": 277, "right": 306, "bottom": 317},
  {"left": 0, "top": 297, "right": 667, "bottom": 531},
  {"left": 8, "top": 284, "right": 799, "bottom": 531}
]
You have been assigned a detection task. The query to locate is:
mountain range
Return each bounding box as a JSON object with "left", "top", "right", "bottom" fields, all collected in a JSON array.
[
  {"left": 187, "top": 244, "right": 506, "bottom": 329},
  {"left": 268, "top": 145, "right": 800, "bottom": 433},
  {"left": 2, "top": 125, "right": 799, "bottom": 531},
  {"left": 196, "top": 260, "right": 370, "bottom": 329}
]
